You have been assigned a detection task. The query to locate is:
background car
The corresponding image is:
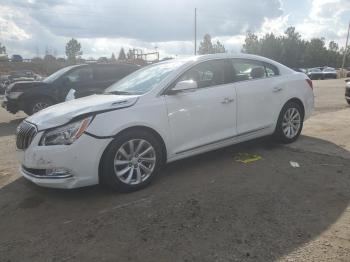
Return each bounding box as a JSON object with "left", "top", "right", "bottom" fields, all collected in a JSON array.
[
  {"left": 2, "top": 63, "right": 140, "bottom": 115},
  {"left": 322, "top": 67, "right": 337, "bottom": 79},
  {"left": 292, "top": 68, "right": 307, "bottom": 74},
  {"left": 11, "top": 54, "right": 23, "bottom": 62},
  {"left": 345, "top": 79, "right": 350, "bottom": 105},
  {"left": 0, "top": 70, "right": 43, "bottom": 94},
  {"left": 307, "top": 68, "right": 324, "bottom": 80}
]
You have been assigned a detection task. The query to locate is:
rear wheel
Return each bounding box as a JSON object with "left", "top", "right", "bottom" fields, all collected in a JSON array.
[
  {"left": 100, "top": 129, "right": 164, "bottom": 192},
  {"left": 347, "top": 99, "right": 350, "bottom": 105},
  {"left": 273, "top": 101, "right": 304, "bottom": 144}
]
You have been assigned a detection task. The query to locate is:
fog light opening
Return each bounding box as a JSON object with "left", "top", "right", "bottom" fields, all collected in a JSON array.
[{"left": 45, "top": 168, "right": 72, "bottom": 178}]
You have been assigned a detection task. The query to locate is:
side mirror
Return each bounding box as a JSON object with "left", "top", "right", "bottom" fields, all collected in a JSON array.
[{"left": 169, "top": 80, "right": 198, "bottom": 95}]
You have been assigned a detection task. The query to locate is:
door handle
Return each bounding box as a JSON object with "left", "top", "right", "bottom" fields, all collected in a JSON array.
[
  {"left": 273, "top": 87, "right": 283, "bottom": 92},
  {"left": 221, "top": 97, "right": 234, "bottom": 104}
]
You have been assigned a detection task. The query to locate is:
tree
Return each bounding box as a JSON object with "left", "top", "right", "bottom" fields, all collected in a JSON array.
[
  {"left": 329, "top": 41, "right": 339, "bottom": 52},
  {"left": 260, "top": 33, "right": 283, "bottom": 62},
  {"left": 198, "top": 34, "right": 226, "bottom": 54},
  {"left": 303, "top": 38, "right": 328, "bottom": 67},
  {"left": 213, "top": 40, "right": 226, "bottom": 53},
  {"left": 281, "top": 27, "right": 305, "bottom": 68},
  {"left": 110, "top": 53, "right": 116, "bottom": 62},
  {"left": 65, "top": 38, "right": 82, "bottom": 64},
  {"left": 0, "top": 43, "right": 6, "bottom": 54},
  {"left": 242, "top": 31, "right": 260, "bottom": 55},
  {"left": 198, "top": 34, "right": 213, "bottom": 54},
  {"left": 118, "top": 48, "right": 126, "bottom": 60},
  {"left": 241, "top": 27, "right": 348, "bottom": 68}
]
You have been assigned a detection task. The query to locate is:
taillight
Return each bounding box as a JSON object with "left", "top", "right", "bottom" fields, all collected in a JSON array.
[{"left": 306, "top": 79, "right": 313, "bottom": 90}]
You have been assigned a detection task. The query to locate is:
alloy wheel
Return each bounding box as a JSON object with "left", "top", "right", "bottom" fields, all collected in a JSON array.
[
  {"left": 282, "top": 107, "right": 301, "bottom": 139},
  {"left": 113, "top": 139, "right": 156, "bottom": 185},
  {"left": 32, "top": 102, "right": 49, "bottom": 113}
]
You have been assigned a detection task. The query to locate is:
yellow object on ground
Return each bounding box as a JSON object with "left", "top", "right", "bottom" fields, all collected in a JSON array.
[{"left": 234, "top": 153, "right": 262, "bottom": 164}]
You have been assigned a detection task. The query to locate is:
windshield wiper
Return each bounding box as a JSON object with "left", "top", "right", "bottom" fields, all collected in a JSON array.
[{"left": 104, "top": 91, "right": 133, "bottom": 95}]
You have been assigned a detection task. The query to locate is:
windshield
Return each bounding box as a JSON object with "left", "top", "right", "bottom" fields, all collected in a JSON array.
[
  {"left": 105, "top": 60, "right": 186, "bottom": 95},
  {"left": 43, "top": 65, "right": 77, "bottom": 83}
]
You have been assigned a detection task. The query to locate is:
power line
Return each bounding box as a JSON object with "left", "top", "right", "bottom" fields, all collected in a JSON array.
[
  {"left": 341, "top": 21, "right": 350, "bottom": 77},
  {"left": 194, "top": 8, "right": 197, "bottom": 55}
]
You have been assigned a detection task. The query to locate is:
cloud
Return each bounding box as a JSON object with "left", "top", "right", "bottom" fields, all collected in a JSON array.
[
  {"left": 295, "top": 0, "right": 350, "bottom": 43},
  {"left": 0, "top": 0, "right": 283, "bottom": 57},
  {"left": 1, "top": 0, "right": 349, "bottom": 58}
]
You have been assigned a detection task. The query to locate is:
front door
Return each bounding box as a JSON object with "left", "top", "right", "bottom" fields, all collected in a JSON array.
[{"left": 164, "top": 59, "right": 237, "bottom": 155}]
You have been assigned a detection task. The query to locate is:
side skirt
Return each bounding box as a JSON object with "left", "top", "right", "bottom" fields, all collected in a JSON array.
[{"left": 167, "top": 125, "right": 273, "bottom": 163}]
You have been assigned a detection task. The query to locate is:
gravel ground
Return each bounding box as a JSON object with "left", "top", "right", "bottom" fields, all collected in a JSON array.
[{"left": 0, "top": 79, "right": 349, "bottom": 262}]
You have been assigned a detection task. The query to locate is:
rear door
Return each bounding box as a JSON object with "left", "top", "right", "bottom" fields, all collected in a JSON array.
[{"left": 232, "top": 59, "right": 282, "bottom": 134}]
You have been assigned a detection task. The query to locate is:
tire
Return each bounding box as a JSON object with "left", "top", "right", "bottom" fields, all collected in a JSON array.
[
  {"left": 100, "top": 129, "right": 164, "bottom": 192},
  {"left": 26, "top": 97, "right": 53, "bottom": 115},
  {"left": 273, "top": 101, "right": 304, "bottom": 144},
  {"left": 347, "top": 99, "right": 350, "bottom": 106}
]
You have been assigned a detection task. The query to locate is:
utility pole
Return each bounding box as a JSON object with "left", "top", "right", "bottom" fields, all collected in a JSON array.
[
  {"left": 194, "top": 8, "right": 197, "bottom": 55},
  {"left": 341, "top": 21, "right": 350, "bottom": 77}
]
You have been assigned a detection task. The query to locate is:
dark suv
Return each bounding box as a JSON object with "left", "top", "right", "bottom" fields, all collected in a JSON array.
[{"left": 2, "top": 63, "right": 139, "bottom": 115}]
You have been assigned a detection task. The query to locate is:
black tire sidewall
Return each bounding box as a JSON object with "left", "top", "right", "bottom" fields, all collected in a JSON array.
[
  {"left": 274, "top": 101, "right": 304, "bottom": 144},
  {"left": 27, "top": 97, "right": 53, "bottom": 115},
  {"left": 100, "top": 129, "right": 164, "bottom": 192}
]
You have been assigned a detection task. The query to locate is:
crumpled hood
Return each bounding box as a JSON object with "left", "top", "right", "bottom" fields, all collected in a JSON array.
[{"left": 26, "top": 94, "right": 139, "bottom": 130}]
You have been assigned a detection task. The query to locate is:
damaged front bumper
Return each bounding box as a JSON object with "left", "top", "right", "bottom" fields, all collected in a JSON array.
[{"left": 18, "top": 132, "right": 113, "bottom": 189}]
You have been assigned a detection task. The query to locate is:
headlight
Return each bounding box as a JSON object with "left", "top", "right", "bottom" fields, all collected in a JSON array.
[
  {"left": 40, "top": 116, "right": 93, "bottom": 146},
  {"left": 8, "top": 91, "right": 23, "bottom": 99}
]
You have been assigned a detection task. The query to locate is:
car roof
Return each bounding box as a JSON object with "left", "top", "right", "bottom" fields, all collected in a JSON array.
[
  {"left": 168, "top": 53, "right": 294, "bottom": 75},
  {"left": 87, "top": 63, "right": 140, "bottom": 68}
]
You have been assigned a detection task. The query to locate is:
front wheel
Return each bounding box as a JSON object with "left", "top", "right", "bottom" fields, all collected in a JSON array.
[
  {"left": 100, "top": 129, "right": 164, "bottom": 192},
  {"left": 347, "top": 99, "right": 350, "bottom": 106},
  {"left": 26, "top": 97, "right": 53, "bottom": 115},
  {"left": 273, "top": 101, "right": 304, "bottom": 144}
]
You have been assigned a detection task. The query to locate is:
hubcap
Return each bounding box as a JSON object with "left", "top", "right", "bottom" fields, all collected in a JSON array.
[
  {"left": 32, "top": 102, "right": 49, "bottom": 113},
  {"left": 282, "top": 107, "right": 301, "bottom": 139},
  {"left": 114, "top": 139, "right": 156, "bottom": 185}
]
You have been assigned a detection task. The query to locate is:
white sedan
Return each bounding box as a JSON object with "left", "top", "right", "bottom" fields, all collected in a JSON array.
[{"left": 16, "top": 54, "right": 314, "bottom": 192}]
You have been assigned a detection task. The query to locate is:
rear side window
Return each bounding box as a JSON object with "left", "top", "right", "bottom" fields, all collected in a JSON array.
[
  {"left": 232, "top": 59, "right": 266, "bottom": 82},
  {"left": 178, "top": 59, "right": 232, "bottom": 88},
  {"left": 94, "top": 65, "right": 137, "bottom": 81},
  {"left": 265, "top": 63, "right": 279, "bottom": 77},
  {"left": 232, "top": 59, "right": 279, "bottom": 82}
]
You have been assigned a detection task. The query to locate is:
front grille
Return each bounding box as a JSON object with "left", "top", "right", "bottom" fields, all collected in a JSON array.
[{"left": 16, "top": 121, "right": 37, "bottom": 150}]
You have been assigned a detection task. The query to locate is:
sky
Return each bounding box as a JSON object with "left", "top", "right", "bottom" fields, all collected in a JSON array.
[{"left": 0, "top": 0, "right": 350, "bottom": 59}]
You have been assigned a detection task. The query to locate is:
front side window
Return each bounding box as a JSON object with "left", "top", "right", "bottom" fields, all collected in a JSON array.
[
  {"left": 232, "top": 59, "right": 266, "bottom": 82},
  {"left": 178, "top": 60, "right": 230, "bottom": 88},
  {"left": 66, "top": 67, "right": 93, "bottom": 83},
  {"left": 43, "top": 65, "right": 78, "bottom": 83}
]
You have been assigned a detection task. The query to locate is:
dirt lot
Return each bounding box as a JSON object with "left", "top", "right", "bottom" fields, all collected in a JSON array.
[{"left": 0, "top": 79, "right": 349, "bottom": 262}]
